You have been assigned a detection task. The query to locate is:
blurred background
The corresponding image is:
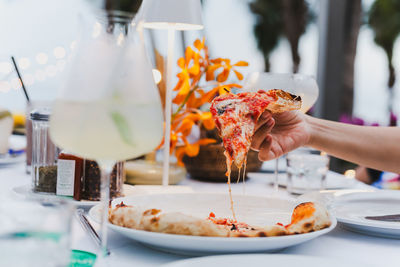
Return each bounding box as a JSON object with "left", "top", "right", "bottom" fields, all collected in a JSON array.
[{"left": 0, "top": 0, "right": 399, "bottom": 177}]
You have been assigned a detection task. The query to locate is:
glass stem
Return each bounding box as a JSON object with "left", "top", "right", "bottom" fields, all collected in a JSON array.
[
  {"left": 97, "top": 160, "right": 115, "bottom": 259},
  {"left": 274, "top": 158, "right": 279, "bottom": 192}
]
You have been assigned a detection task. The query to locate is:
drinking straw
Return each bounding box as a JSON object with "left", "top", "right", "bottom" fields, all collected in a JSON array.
[{"left": 11, "top": 56, "right": 30, "bottom": 103}]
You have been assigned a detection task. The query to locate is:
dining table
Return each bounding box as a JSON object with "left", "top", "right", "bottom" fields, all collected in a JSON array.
[{"left": 1, "top": 160, "right": 399, "bottom": 267}]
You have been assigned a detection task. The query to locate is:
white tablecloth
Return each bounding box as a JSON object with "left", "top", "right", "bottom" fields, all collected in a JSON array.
[{"left": 1, "top": 163, "right": 399, "bottom": 267}]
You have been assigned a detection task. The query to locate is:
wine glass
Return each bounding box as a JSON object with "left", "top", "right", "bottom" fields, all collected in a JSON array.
[
  {"left": 49, "top": 12, "right": 163, "bottom": 259},
  {"left": 244, "top": 72, "right": 319, "bottom": 192}
]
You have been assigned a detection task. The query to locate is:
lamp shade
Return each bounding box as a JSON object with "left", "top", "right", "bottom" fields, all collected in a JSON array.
[{"left": 141, "top": 0, "right": 203, "bottom": 30}]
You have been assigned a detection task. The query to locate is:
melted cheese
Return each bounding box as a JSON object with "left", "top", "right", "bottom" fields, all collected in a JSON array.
[{"left": 224, "top": 151, "right": 237, "bottom": 221}]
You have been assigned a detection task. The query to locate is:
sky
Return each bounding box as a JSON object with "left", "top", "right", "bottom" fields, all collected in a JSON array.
[{"left": 0, "top": 0, "right": 398, "bottom": 125}]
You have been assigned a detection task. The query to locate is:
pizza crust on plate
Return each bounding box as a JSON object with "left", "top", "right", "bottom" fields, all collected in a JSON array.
[{"left": 109, "top": 201, "right": 331, "bottom": 238}]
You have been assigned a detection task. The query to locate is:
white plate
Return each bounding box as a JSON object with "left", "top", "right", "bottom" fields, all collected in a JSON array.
[
  {"left": 0, "top": 135, "right": 26, "bottom": 166},
  {"left": 89, "top": 193, "right": 336, "bottom": 255},
  {"left": 0, "top": 153, "right": 25, "bottom": 165},
  {"left": 298, "top": 189, "right": 376, "bottom": 206},
  {"left": 248, "top": 171, "right": 357, "bottom": 194},
  {"left": 163, "top": 254, "right": 367, "bottom": 267},
  {"left": 330, "top": 190, "right": 400, "bottom": 239},
  {"left": 13, "top": 185, "right": 98, "bottom": 207}
]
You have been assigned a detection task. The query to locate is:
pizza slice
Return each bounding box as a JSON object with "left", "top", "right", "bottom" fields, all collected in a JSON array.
[{"left": 210, "top": 89, "right": 302, "bottom": 169}]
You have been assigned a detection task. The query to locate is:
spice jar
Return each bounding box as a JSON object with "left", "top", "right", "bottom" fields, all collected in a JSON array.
[
  {"left": 31, "top": 108, "right": 59, "bottom": 194},
  {"left": 57, "top": 151, "right": 84, "bottom": 200},
  {"left": 82, "top": 160, "right": 125, "bottom": 201},
  {"left": 55, "top": 151, "right": 124, "bottom": 201}
]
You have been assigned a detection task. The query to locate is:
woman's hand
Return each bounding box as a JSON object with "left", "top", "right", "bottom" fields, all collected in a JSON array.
[
  {"left": 252, "top": 110, "right": 400, "bottom": 173},
  {"left": 251, "top": 111, "right": 311, "bottom": 161}
]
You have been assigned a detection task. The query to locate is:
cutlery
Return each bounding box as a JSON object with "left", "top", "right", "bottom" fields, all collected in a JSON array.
[
  {"left": 365, "top": 214, "right": 400, "bottom": 222},
  {"left": 75, "top": 209, "right": 111, "bottom": 255}
]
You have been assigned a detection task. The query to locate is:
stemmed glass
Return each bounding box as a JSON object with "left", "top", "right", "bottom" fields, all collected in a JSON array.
[
  {"left": 49, "top": 12, "right": 163, "bottom": 259},
  {"left": 244, "top": 72, "right": 319, "bottom": 192}
]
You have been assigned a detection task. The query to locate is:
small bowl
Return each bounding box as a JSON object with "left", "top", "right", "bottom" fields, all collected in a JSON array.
[
  {"left": 0, "top": 109, "right": 13, "bottom": 154},
  {"left": 125, "top": 160, "right": 186, "bottom": 185}
]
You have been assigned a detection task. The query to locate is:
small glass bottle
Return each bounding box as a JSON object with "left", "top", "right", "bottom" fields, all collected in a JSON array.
[{"left": 31, "top": 108, "right": 59, "bottom": 194}]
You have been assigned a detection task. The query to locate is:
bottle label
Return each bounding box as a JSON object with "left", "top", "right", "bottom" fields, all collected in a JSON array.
[{"left": 56, "top": 159, "right": 75, "bottom": 196}]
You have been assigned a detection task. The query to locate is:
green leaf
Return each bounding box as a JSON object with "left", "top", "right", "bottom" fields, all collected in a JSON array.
[{"left": 110, "top": 111, "right": 135, "bottom": 146}]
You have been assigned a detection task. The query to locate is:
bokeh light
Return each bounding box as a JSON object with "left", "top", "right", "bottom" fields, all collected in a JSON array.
[
  {"left": 36, "top": 53, "right": 48, "bottom": 65},
  {"left": 344, "top": 169, "right": 356, "bottom": 179},
  {"left": 18, "top": 58, "right": 30, "bottom": 70},
  {"left": 152, "top": 69, "right": 162, "bottom": 84},
  {"left": 53, "top": 46, "right": 66, "bottom": 59}
]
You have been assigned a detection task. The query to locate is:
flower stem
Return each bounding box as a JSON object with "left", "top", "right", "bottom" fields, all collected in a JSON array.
[{"left": 172, "top": 85, "right": 198, "bottom": 120}]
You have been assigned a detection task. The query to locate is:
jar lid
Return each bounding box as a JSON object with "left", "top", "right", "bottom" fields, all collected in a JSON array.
[{"left": 30, "top": 107, "right": 51, "bottom": 121}]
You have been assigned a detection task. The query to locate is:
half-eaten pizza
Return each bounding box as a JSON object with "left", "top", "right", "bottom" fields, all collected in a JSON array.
[{"left": 109, "top": 201, "right": 331, "bottom": 237}]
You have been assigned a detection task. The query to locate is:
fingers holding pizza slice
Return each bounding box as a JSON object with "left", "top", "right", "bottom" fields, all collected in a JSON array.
[{"left": 210, "top": 89, "right": 301, "bottom": 169}]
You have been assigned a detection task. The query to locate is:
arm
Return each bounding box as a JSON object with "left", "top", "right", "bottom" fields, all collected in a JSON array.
[
  {"left": 251, "top": 111, "right": 400, "bottom": 173},
  {"left": 307, "top": 116, "right": 400, "bottom": 173}
]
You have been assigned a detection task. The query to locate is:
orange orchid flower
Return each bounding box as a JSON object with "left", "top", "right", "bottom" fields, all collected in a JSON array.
[
  {"left": 200, "top": 112, "right": 215, "bottom": 130},
  {"left": 176, "top": 138, "right": 217, "bottom": 166},
  {"left": 157, "top": 38, "right": 248, "bottom": 163}
]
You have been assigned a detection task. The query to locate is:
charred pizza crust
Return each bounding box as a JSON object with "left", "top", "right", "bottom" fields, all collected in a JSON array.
[
  {"left": 228, "top": 225, "right": 288, "bottom": 237},
  {"left": 109, "top": 202, "right": 230, "bottom": 237},
  {"left": 286, "top": 202, "right": 331, "bottom": 234}
]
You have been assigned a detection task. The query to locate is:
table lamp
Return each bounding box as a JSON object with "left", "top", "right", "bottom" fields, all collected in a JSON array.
[{"left": 141, "top": 0, "right": 203, "bottom": 186}]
